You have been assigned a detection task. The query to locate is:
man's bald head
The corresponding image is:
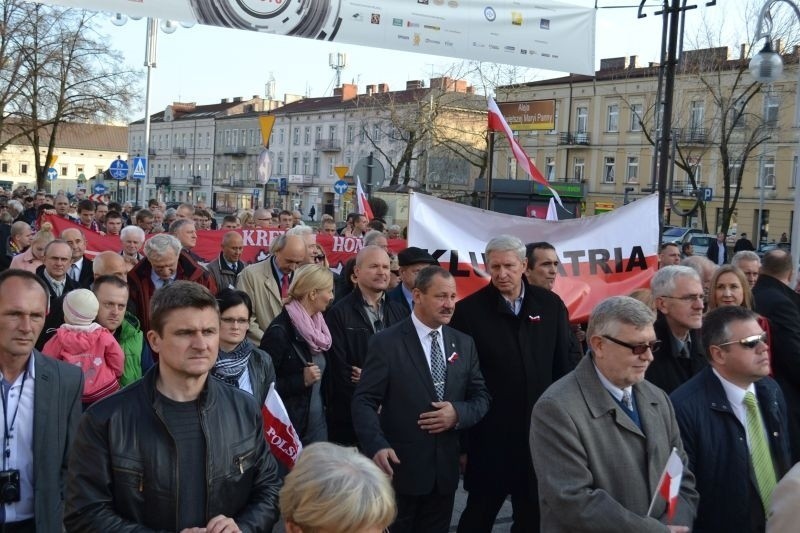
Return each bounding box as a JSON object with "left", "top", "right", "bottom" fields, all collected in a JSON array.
[
  {"left": 93, "top": 251, "right": 128, "bottom": 281},
  {"left": 272, "top": 234, "right": 307, "bottom": 275}
]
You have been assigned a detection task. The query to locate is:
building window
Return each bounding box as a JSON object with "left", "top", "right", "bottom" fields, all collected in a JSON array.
[
  {"left": 328, "top": 159, "right": 335, "bottom": 177},
  {"left": 329, "top": 125, "right": 336, "bottom": 139},
  {"left": 506, "top": 157, "right": 516, "bottom": 179},
  {"left": 576, "top": 106, "right": 588, "bottom": 133},
  {"left": 607, "top": 104, "right": 619, "bottom": 132},
  {"left": 545, "top": 157, "right": 555, "bottom": 181},
  {"left": 277, "top": 154, "right": 284, "bottom": 174},
  {"left": 206, "top": 132, "right": 211, "bottom": 148},
  {"left": 728, "top": 160, "right": 741, "bottom": 187},
  {"left": 304, "top": 127, "right": 311, "bottom": 145},
  {"left": 626, "top": 156, "right": 639, "bottom": 183},
  {"left": 302, "top": 155, "right": 310, "bottom": 175},
  {"left": 60, "top": 165, "right": 68, "bottom": 176},
  {"left": 313, "top": 156, "right": 319, "bottom": 174},
  {"left": 0, "top": 162, "right": 7, "bottom": 173},
  {"left": 730, "top": 101, "right": 746, "bottom": 129},
  {"left": 793, "top": 155, "right": 799, "bottom": 189},
  {"left": 278, "top": 128, "right": 285, "bottom": 144},
  {"left": 347, "top": 125, "right": 355, "bottom": 144},
  {"left": 373, "top": 124, "right": 381, "bottom": 141},
  {"left": 573, "top": 157, "right": 584, "bottom": 182},
  {"left": 630, "top": 103, "right": 643, "bottom": 132},
  {"left": 760, "top": 156, "right": 776, "bottom": 188},
  {"left": 603, "top": 156, "right": 615, "bottom": 183},
  {"left": 19, "top": 163, "right": 28, "bottom": 174},
  {"left": 292, "top": 157, "right": 299, "bottom": 174},
  {"left": 293, "top": 127, "right": 300, "bottom": 145},
  {"left": 765, "top": 94, "right": 779, "bottom": 127}
]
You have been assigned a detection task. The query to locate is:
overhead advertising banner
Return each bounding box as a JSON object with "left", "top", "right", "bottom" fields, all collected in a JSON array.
[
  {"left": 408, "top": 193, "right": 659, "bottom": 323},
  {"left": 32, "top": 0, "right": 596, "bottom": 75},
  {"left": 498, "top": 99, "right": 556, "bottom": 131}
]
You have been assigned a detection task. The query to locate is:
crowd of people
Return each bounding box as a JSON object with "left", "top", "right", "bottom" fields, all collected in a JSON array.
[{"left": 0, "top": 184, "right": 798, "bottom": 532}]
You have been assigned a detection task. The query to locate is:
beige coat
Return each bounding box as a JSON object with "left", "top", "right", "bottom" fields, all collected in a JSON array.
[
  {"left": 236, "top": 258, "right": 283, "bottom": 344},
  {"left": 768, "top": 461, "right": 800, "bottom": 533}
]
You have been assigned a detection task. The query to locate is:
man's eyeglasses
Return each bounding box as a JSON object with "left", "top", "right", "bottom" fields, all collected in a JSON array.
[
  {"left": 220, "top": 317, "right": 249, "bottom": 325},
  {"left": 661, "top": 294, "right": 705, "bottom": 303},
  {"left": 311, "top": 254, "right": 325, "bottom": 263},
  {"left": 717, "top": 332, "right": 767, "bottom": 349},
  {"left": 602, "top": 335, "right": 661, "bottom": 355}
]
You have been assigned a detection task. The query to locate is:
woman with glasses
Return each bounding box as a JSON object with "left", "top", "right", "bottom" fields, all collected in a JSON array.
[
  {"left": 308, "top": 243, "right": 328, "bottom": 267},
  {"left": 212, "top": 288, "right": 276, "bottom": 405},
  {"left": 261, "top": 263, "right": 334, "bottom": 444}
]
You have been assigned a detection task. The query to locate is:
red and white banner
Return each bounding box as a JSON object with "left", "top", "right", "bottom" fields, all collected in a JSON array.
[
  {"left": 32, "top": 1, "right": 596, "bottom": 75},
  {"left": 355, "top": 177, "right": 374, "bottom": 221},
  {"left": 262, "top": 383, "right": 303, "bottom": 469},
  {"left": 408, "top": 193, "right": 659, "bottom": 323},
  {"left": 43, "top": 215, "right": 406, "bottom": 273},
  {"left": 649, "top": 447, "right": 684, "bottom": 522}
]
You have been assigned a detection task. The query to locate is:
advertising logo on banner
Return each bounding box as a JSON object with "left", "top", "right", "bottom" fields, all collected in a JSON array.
[
  {"left": 409, "top": 193, "right": 660, "bottom": 323},
  {"left": 33, "top": 0, "right": 596, "bottom": 75}
]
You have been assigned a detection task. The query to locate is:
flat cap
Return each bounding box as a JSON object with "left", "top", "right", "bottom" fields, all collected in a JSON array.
[{"left": 397, "top": 246, "right": 437, "bottom": 267}]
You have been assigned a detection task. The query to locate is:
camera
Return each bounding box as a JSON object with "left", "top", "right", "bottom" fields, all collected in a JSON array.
[{"left": 0, "top": 469, "right": 20, "bottom": 503}]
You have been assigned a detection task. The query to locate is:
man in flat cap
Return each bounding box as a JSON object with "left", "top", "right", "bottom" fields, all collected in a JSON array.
[{"left": 388, "top": 246, "right": 438, "bottom": 315}]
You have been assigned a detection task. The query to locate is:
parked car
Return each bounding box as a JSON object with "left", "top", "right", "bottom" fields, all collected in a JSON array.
[
  {"left": 757, "top": 241, "right": 791, "bottom": 258},
  {"left": 661, "top": 227, "right": 705, "bottom": 244},
  {"left": 686, "top": 234, "right": 717, "bottom": 258}
]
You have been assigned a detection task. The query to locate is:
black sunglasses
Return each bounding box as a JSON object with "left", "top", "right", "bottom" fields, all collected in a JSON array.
[
  {"left": 602, "top": 334, "right": 661, "bottom": 355},
  {"left": 717, "top": 332, "right": 767, "bottom": 349}
]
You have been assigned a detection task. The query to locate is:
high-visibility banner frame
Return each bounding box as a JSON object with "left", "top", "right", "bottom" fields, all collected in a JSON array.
[{"left": 32, "top": 0, "right": 596, "bottom": 75}]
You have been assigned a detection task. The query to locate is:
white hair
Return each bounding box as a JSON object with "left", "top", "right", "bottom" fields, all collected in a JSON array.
[{"left": 120, "top": 225, "right": 145, "bottom": 241}]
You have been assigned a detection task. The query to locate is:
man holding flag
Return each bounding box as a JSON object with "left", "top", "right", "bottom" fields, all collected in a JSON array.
[
  {"left": 65, "top": 282, "right": 281, "bottom": 532},
  {"left": 530, "top": 296, "right": 698, "bottom": 532}
]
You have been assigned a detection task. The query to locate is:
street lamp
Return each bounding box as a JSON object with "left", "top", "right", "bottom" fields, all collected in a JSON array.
[{"left": 750, "top": 0, "right": 800, "bottom": 262}]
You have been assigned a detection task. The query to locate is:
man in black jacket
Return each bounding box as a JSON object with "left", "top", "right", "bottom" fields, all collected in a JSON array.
[
  {"left": 325, "top": 245, "right": 406, "bottom": 446},
  {"left": 451, "top": 235, "right": 574, "bottom": 533},
  {"left": 753, "top": 249, "right": 800, "bottom": 461},
  {"left": 65, "top": 281, "right": 281, "bottom": 532}
]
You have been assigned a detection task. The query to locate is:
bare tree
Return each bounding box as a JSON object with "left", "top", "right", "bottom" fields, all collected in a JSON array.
[{"left": 2, "top": 1, "right": 139, "bottom": 189}]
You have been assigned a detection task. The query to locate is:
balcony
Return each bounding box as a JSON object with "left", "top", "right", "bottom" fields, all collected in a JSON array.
[
  {"left": 224, "top": 146, "right": 247, "bottom": 157},
  {"left": 148, "top": 147, "right": 157, "bottom": 156},
  {"left": 315, "top": 139, "right": 342, "bottom": 152},
  {"left": 190, "top": 176, "right": 202, "bottom": 186},
  {"left": 557, "top": 132, "right": 591, "bottom": 146},
  {"left": 172, "top": 147, "right": 187, "bottom": 157},
  {"left": 671, "top": 128, "right": 708, "bottom": 145}
]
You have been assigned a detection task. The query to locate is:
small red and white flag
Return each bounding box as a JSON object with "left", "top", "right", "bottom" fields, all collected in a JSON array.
[
  {"left": 488, "top": 97, "right": 562, "bottom": 206},
  {"left": 261, "top": 382, "right": 303, "bottom": 468},
  {"left": 649, "top": 447, "right": 684, "bottom": 521},
  {"left": 355, "top": 176, "right": 374, "bottom": 221},
  {"left": 546, "top": 197, "right": 559, "bottom": 221}
]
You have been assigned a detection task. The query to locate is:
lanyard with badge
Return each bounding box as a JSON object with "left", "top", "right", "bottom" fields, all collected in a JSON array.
[{"left": 0, "top": 373, "right": 24, "bottom": 504}]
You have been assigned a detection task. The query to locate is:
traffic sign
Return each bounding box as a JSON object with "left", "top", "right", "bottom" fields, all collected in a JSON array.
[
  {"left": 279, "top": 177, "right": 288, "bottom": 196},
  {"left": 109, "top": 159, "right": 129, "bottom": 180},
  {"left": 131, "top": 157, "right": 147, "bottom": 180},
  {"left": 46, "top": 168, "right": 58, "bottom": 181},
  {"left": 700, "top": 187, "right": 713, "bottom": 201},
  {"left": 334, "top": 166, "right": 349, "bottom": 179},
  {"left": 93, "top": 183, "right": 107, "bottom": 195},
  {"left": 333, "top": 180, "right": 349, "bottom": 195}
]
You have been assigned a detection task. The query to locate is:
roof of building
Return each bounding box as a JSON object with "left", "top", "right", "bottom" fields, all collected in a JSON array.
[
  {"left": 130, "top": 97, "right": 265, "bottom": 125},
  {"left": 0, "top": 121, "right": 128, "bottom": 152}
]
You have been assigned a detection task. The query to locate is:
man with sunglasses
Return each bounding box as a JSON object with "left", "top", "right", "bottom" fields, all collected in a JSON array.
[
  {"left": 671, "top": 306, "right": 791, "bottom": 532},
  {"left": 530, "top": 296, "right": 698, "bottom": 532},
  {"left": 648, "top": 265, "right": 708, "bottom": 393}
]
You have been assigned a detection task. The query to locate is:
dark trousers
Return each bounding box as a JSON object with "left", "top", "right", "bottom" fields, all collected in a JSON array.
[
  {"left": 0, "top": 518, "right": 35, "bottom": 533},
  {"left": 391, "top": 491, "right": 455, "bottom": 533},
  {"left": 456, "top": 486, "right": 539, "bottom": 533}
]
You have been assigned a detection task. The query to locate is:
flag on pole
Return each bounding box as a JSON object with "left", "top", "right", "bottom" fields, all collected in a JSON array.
[
  {"left": 355, "top": 176, "right": 375, "bottom": 220},
  {"left": 487, "top": 97, "right": 562, "bottom": 206},
  {"left": 262, "top": 382, "right": 303, "bottom": 468},
  {"left": 648, "top": 447, "right": 684, "bottom": 521},
  {"left": 546, "top": 197, "right": 559, "bottom": 221}
]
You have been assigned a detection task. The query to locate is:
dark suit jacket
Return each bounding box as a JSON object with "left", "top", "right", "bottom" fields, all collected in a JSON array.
[
  {"left": 450, "top": 278, "right": 574, "bottom": 494},
  {"left": 706, "top": 240, "right": 728, "bottom": 264},
  {"left": 352, "top": 318, "right": 490, "bottom": 495},
  {"left": 33, "top": 351, "right": 84, "bottom": 533},
  {"left": 672, "top": 367, "right": 791, "bottom": 533},
  {"left": 646, "top": 313, "right": 707, "bottom": 394},
  {"left": 74, "top": 258, "right": 94, "bottom": 289},
  {"left": 35, "top": 266, "right": 79, "bottom": 350},
  {"left": 386, "top": 283, "right": 412, "bottom": 316},
  {"left": 530, "top": 356, "right": 699, "bottom": 532},
  {"left": 753, "top": 274, "right": 800, "bottom": 461}
]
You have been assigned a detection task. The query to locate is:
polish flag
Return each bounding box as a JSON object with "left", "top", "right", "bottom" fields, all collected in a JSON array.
[
  {"left": 488, "top": 97, "right": 562, "bottom": 206},
  {"left": 262, "top": 383, "right": 303, "bottom": 468},
  {"left": 649, "top": 447, "right": 684, "bottom": 521},
  {"left": 546, "top": 197, "right": 559, "bottom": 221},
  {"left": 356, "top": 176, "right": 374, "bottom": 220}
]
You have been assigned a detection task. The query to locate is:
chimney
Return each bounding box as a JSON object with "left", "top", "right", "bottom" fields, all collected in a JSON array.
[
  {"left": 366, "top": 84, "right": 377, "bottom": 96},
  {"left": 466, "top": 85, "right": 475, "bottom": 94},
  {"left": 628, "top": 55, "right": 638, "bottom": 68},
  {"left": 220, "top": 98, "right": 229, "bottom": 104},
  {"left": 406, "top": 80, "right": 424, "bottom": 90},
  {"left": 454, "top": 79, "right": 468, "bottom": 93},
  {"left": 253, "top": 94, "right": 259, "bottom": 99},
  {"left": 775, "top": 38, "right": 783, "bottom": 53},
  {"left": 233, "top": 96, "right": 243, "bottom": 103},
  {"left": 378, "top": 83, "right": 390, "bottom": 93},
  {"left": 339, "top": 83, "right": 357, "bottom": 101}
]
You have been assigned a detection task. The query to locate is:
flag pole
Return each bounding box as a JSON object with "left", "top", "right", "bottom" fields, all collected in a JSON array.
[{"left": 485, "top": 131, "right": 494, "bottom": 210}]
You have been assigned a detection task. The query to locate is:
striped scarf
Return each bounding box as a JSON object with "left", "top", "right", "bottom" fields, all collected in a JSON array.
[{"left": 212, "top": 340, "right": 252, "bottom": 387}]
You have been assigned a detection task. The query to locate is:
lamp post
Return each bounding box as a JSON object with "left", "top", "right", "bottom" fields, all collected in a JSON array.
[{"left": 750, "top": 0, "right": 800, "bottom": 262}]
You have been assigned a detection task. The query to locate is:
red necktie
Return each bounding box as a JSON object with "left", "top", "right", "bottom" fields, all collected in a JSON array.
[{"left": 280, "top": 273, "right": 289, "bottom": 298}]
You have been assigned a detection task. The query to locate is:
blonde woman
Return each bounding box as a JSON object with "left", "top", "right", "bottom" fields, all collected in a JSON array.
[
  {"left": 9, "top": 224, "right": 54, "bottom": 272},
  {"left": 707, "top": 265, "right": 753, "bottom": 310},
  {"left": 260, "top": 263, "right": 333, "bottom": 444},
  {"left": 281, "top": 442, "right": 396, "bottom": 533}
]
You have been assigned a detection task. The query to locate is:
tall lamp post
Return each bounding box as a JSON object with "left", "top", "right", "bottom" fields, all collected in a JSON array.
[{"left": 749, "top": 0, "right": 800, "bottom": 262}]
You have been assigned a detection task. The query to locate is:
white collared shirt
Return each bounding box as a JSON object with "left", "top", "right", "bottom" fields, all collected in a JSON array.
[
  {"left": 410, "top": 312, "right": 446, "bottom": 372},
  {"left": 0, "top": 354, "right": 35, "bottom": 522},
  {"left": 712, "top": 368, "right": 762, "bottom": 449},
  {"left": 593, "top": 362, "right": 634, "bottom": 405},
  {"left": 71, "top": 257, "right": 84, "bottom": 282},
  {"left": 150, "top": 270, "right": 175, "bottom": 290},
  {"left": 401, "top": 283, "right": 414, "bottom": 309}
]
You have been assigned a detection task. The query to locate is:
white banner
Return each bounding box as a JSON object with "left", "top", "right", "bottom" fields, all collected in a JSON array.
[
  {"left": 409, "top": 193, "right": 659, "bottom": 322},
  {"left": 33, "top": 0, "right": 596, "bottom": 75}
]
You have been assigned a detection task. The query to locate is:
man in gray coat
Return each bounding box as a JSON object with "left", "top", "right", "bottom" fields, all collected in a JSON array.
[
  {"left": 0, "top": 269, "right": 83, "bottom": 532},
  {"left": 530, "top": 296, "right": 698, "bottom": 532}
]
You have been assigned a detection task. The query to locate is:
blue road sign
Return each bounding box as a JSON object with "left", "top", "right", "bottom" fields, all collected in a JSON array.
[
  {"left": 131, "top": 157, "right": 147, "bottom": 180},
  {"left": 93, "top": 183, "right": 107, "bottom": 195},
  {"left": 109, "top": 159, "right": 129, "bottom": 180},
  {"left": 278, "top": 178, "right": 288, "bottom": 196},
  {"left": 46, "top": 167, "right": 58, "bottom": 181},
  {"left": 333, "top": 180, "right": 349, "bottom": 195},
  {"left": 701, "top": 187, "right": 713, "bottom": 201}
]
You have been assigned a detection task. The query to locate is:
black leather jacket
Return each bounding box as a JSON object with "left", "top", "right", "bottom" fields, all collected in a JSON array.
[{"left": 64, "top": 366, "right": 281, "bottom": 533}]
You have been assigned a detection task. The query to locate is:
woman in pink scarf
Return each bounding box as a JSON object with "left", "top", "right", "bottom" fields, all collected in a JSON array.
[
  {"left": 261, "top": 263, "right": 333, "bottom": 445},
  {"left": 9, "top": 225, "right": 54, "bottom": 272}
]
